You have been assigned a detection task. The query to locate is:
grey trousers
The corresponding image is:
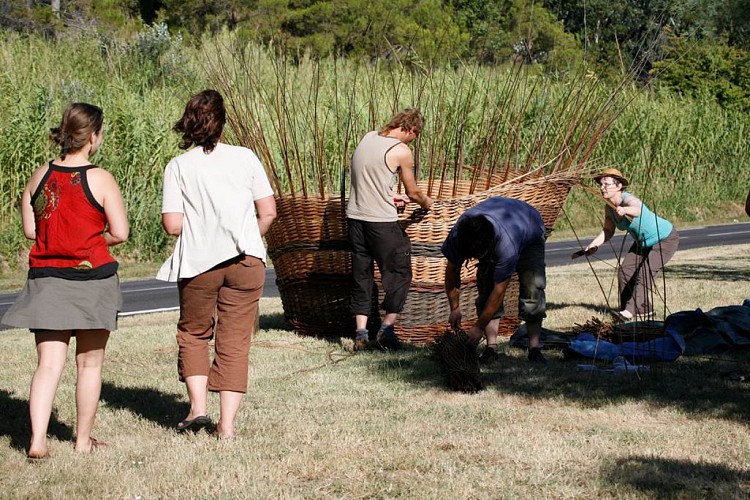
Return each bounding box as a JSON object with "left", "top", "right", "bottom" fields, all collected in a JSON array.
[
  {"left": 619, "top": 229, "right": 679, "bottom": 315},
  {"left": 475, "top": 237, "right": 547, "bottom": 322}
]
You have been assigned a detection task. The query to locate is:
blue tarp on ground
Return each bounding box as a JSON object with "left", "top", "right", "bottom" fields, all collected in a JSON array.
[
  {"left": 567, "top": 327, "right": 685, "bottom": 363},
  {"left": 663, "top": 300, "right": 750, "bottom": 355},
  {"left": 564, "top": 300, "right": 750, "bottom": 362}
]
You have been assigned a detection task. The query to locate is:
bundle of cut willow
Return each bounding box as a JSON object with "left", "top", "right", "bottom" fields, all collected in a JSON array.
[
  {"left": 572, "top": 317, "right": 666, "bottom": 344},
  {"left": 432, "top": 329, "right": 484, "bottom": 393}
]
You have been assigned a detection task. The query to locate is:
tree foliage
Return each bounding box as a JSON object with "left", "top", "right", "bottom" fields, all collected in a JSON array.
[
  {"left": 261, "top": 0, "right": 468, "bottom": 63},
  {"left": 651, "top": 28, "right": 750, "bottom": 111},
  {"left": 0, "top": 0, "right": 141, "bottom": 36},
  {"left": 2, "top": 0, "right": 749, "bottom": 110},
  {"left": 448, "top": 0, "right": 582, "bottom": 69}
]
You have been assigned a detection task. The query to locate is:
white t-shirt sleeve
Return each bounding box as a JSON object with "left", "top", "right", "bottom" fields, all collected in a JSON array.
[
  {"left": 248, "top": 153, "right": 274, "bottom": 200},
  {"left": 161, "top": 161, "right": 184, "bottom": 213}
]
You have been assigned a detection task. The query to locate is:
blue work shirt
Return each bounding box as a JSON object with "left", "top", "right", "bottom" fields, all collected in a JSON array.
[{"left": 441, "top": 197, "right": 545, "bottom": 283}]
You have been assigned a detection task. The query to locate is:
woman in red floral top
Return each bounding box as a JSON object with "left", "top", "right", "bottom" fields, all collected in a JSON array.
[{"left": 2, "top": 103, "right": 128, "bottom": 461}]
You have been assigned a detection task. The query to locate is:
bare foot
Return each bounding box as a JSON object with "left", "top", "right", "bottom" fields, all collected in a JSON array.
[
  {"left": 213, "top": 423, "right": 235, "bottom": 439},
  {"left": 75, "top": 437, "right": 108, "bottom": 453}
]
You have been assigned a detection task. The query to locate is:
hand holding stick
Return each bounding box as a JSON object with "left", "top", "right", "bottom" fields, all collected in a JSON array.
[{"left": 571, "top": 246, "right": 598, "bottom": 259}]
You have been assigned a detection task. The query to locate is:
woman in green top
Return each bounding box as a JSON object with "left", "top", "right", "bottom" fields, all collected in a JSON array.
[{"left": 583, "top": 168, "right": 679, "bottom": 321}]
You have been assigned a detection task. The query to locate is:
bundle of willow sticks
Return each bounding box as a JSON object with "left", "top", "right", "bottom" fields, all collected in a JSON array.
[
  {"left": 572, "top": 317, "right": 665, "bottom": 343},
  {"left": 432, "top": 330, "right": 484, "bottom": 393}
]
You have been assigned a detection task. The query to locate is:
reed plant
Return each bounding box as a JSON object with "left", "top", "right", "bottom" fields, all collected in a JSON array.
[
  {"left": 0, "top": 28, "right": 202, "bottom": 269},
  {"left": 207, "top": 36, "right": 635, "bottom": 199},
  {"left": 560, "top": 92, "right": 750, "bottom": 232},
  {"left": 0, "top": 30, "right": 748, "bottom": 270}
]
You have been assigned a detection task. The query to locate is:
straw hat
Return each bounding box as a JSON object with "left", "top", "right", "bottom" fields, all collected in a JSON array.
[{"left": 593, "top": 168, "right": 628, "bottom": 187}]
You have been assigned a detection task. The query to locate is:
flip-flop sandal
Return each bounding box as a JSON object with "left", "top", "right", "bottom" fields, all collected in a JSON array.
[
  {"left": 176, "top": 415, "right": 211, "bottom": 432},
  {"left": 89, "top": 437, "right": 108, "bottom": 451},
  {"left": 26, "top": 451, "right": 51, "bottom": 463}
]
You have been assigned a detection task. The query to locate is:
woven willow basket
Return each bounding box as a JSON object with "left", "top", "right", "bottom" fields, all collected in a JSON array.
[{"left": 266, "top": 173, "right": 578, "bottom": 345}]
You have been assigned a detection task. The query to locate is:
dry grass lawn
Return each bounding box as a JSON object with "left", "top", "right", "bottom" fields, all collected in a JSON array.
[{"left": 1, "top": 245, "right": 749, "bottom": 498}]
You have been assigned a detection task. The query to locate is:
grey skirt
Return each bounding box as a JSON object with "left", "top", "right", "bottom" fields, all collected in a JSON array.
[{"left": 1, "top": 274, "right": 122, "bottom": 332}]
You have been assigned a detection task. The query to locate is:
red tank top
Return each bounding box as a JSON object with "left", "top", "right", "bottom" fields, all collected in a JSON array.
[{"left": 28, "top": 162, "right": 117, "bottom": 279}]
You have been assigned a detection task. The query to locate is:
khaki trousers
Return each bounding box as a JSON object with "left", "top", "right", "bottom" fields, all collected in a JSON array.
[{"left": 176, "top": 255, "right": 265, "bottom": 393}]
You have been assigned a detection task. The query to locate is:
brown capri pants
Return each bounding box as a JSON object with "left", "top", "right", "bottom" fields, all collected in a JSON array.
[
  {"left": 176, "top": 254, "right": 265, "bottom": 393},
  {"left": 619, "top": 228, "right": 679, "bottom": 316}
]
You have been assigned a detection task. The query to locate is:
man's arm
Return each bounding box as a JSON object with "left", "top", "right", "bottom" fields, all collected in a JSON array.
[
  {"left": 445, "top": 260, "right": 462, "bottom": 329},
  {"left": 387, "top": 144, "right": 432, "bottom": 209},
  {"left": 465, "top": 279, "right": 509, "bottom": 343},
  {"left": 476, "top": 280, "right": 509, "bottom": 331}
]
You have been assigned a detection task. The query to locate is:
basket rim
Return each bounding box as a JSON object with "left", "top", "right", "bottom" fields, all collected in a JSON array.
[{"left": 272, "top": 171, "right": 581, "bottom": 203}]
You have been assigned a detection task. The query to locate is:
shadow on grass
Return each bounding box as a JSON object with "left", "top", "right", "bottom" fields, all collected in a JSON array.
[
  {"left": 100, "top": 383, "right": 189, "bottom": 429},
  {"left": 259, "top": 311, "right": 293, "bottom": 331},
  {"left": 667, "top": 262, "right": 750, "bottom": 282},
  {"left": 0, "top": 389, "right": 74, "bottom": 452},
  {"left": 602, "top": 455, "right": 750, "bottom": 498},
  {"left": 369, "top": 346, "right": 750, "bottom": 424}
]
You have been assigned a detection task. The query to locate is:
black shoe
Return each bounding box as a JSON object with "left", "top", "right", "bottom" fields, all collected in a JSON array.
[
  {"left": 376, "top": 325, "right": 401, "bottom": 351},
  {"left": 353, "top": 337, "right": 370, "bottom": 351},
  {"left": 478, "top": 347, "right": 500, "bottom": 364},
  {"left": 528, "top": 347, "right": 547, "bottom": 364}
]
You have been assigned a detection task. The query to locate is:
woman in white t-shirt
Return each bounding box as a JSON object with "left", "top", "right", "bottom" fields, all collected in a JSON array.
[{"left": 157, "top": 89, "right": 276, "bottom": 439}]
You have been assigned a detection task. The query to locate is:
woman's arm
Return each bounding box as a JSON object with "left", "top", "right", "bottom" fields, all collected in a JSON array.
[
  {"left": 102, "top": 184, "right": 129, "bottom": 246},
  {"left": 87, "top": 168, "right": 129, "bottom": 245},
  {"left": 20, "top": 165, "right": 52, "bottom": 240},
  {"left": 161, "top": 213, "right": 184, "bottom": 236},
  {"left": 97, "top": 171, "right": 129, "bottom": 246},
  {"left": 585, "top": 212, "right": 616, "bottom": 251},
  {"left": 615, "top": 194, "right": 643, "bottom": 218},
  {"left": 255, "top": 195, "right": 276, "bottom": 236},
  {"left": 20, "top": 187, "right": 35, "bottom": 240}
]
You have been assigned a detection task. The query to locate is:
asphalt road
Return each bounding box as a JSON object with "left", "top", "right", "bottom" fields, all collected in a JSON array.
[{"left": 1, "top": 222, "right": 748, "bottom": 327}]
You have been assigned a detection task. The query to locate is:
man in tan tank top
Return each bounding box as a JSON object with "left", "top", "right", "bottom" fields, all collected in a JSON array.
[{"left": 346, "top": 108, "right": 433, "bottom": 351}]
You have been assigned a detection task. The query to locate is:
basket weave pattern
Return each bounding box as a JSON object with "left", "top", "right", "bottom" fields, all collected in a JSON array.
[{"left": 267, "top": 174, "right": 577, "bottom": 344}]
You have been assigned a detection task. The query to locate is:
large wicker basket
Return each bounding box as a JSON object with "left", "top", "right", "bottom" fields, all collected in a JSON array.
[{"left": 266, "top": 172, "right": 578, "bottom": 344}]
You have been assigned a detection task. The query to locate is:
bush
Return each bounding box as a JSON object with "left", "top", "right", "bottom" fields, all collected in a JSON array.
[{"left": 651, "top": 29, "right": 750, "bottom": 112}]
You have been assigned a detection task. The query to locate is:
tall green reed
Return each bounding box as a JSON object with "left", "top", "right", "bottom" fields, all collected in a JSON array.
[
  {"left": 0, "top": 29, "right": 203, "bottom": 268},
  {"left": 561, "top": 91, "right": 750, "bottom": 232},
  {"left": 1, "top": 30, "right": 747, "bottom": 267}
]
